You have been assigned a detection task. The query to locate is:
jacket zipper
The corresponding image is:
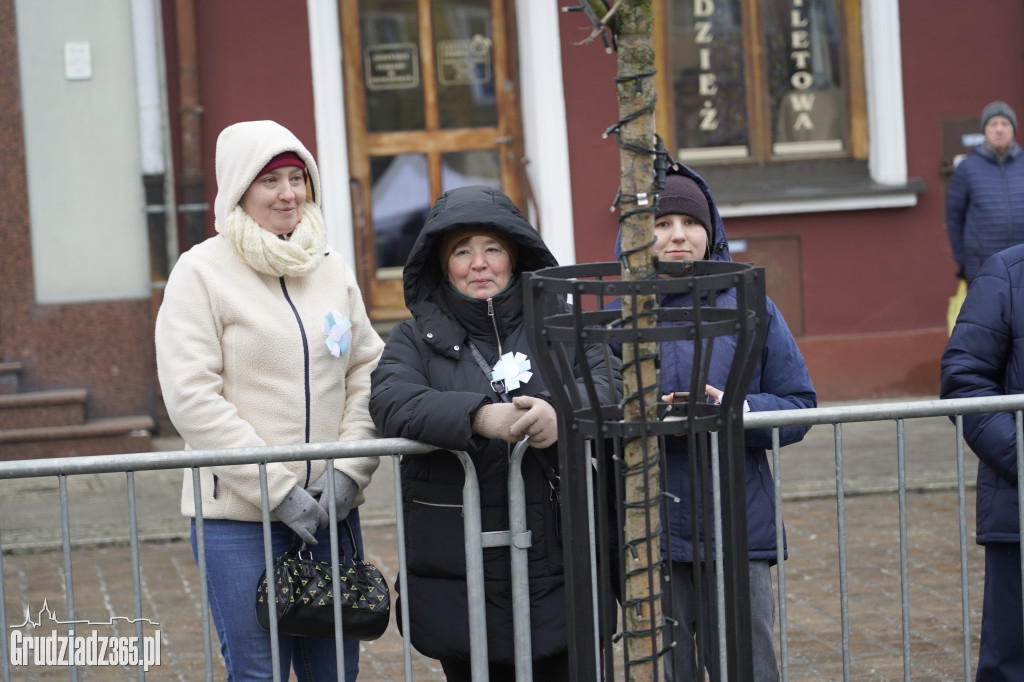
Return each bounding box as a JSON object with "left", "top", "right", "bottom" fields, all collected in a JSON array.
[
  {"left": 488, "top": 297, "right": 513, "bottom": 462},
  {"left": 487, "top": 297, "right": 503, "bottom": 356},
  {"left": 280, "top": 277, "right": 313, "bottom": 488}
]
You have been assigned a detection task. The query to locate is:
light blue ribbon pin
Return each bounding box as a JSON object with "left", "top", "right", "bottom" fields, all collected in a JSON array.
[{"left": 323, "top": 311, "right": 352, "bottom": 358}]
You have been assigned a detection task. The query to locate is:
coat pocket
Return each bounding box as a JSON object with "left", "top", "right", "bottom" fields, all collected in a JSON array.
[{"left": 404, "top": 479, "right": 468, "bottom": 579}]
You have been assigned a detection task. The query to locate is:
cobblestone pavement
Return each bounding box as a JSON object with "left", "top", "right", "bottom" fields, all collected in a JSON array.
[{"left": 0, "top": 399, "right": 988, "bottom": 680}]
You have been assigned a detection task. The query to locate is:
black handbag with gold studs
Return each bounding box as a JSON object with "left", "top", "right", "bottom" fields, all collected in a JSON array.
[{"left": 255, "top": 518, "right": 390, "bottom": 640}]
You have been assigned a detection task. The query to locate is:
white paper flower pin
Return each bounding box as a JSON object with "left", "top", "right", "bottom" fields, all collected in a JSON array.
[
  {"left": 322, "top": 311, "right": 352, "bottom": 358},
  {"left": 491, "top": 352, "right": 533, "bottom": 391}
]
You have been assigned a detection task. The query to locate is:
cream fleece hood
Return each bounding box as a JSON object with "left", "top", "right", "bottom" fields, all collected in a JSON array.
[{"left": 213, "top": 120, "right": 322, "bottom": 232}]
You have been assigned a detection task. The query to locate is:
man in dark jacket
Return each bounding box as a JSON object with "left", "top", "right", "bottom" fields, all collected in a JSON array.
[
  {"left": 609, "top": 164, "right": 816, "bottom": 681},
  {"left": 946, "top": 101, "right": 1024, "bottom": 285},
  {"left": 369, "top": 185, "right": 621, "bottom": 680},
  {"left": 942, "top": 243, "right": 1024, "bottom": 681}
]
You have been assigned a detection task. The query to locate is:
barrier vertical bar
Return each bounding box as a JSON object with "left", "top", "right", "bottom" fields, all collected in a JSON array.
[
  {"left": 58, "top": 474, "right": 79, "bottom": 682},
  {"left": 325, "top": 458, "right": 347, "bottom": 679},
  {"left": 954, "top": 415, "right": 972, "bottom": 681},
  {"left": 456, "top": 452, "right": 489, "bottom": 681},
  {"left": 393, "top": 455, "right": 414, "bottom": 682},
  {"left": 257, "top": 463, "right": 282, "bottom": 682},
  {"left": 709, "top": 432, "right": 728, "bottom": 681},
  {"left": 125, "top": 471, "right": 146, "bottom": 681},
  {"left": 508, "top": 439, "right": 533, "bottom": 682},
  {"left": 896, "top": 419, "right": 911, "bottom": 681},
  {"left": 190, "top": 466, "right": 215, "bottom": 680},
  {"left": 833, "top": 425, "right": 851, "bottom": 681},
  {"left": 771, "top": 428, "right": 788, "bottom": 681}
]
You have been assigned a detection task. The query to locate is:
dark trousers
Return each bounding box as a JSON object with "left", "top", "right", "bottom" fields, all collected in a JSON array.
[
  {"left": 978, "top": 543, "right": 1024, "bottom": 681},
  {"left": 662, "top": 560, "right": 780, "bottom": 682},
  {"left": 439, "top": 653, "right": 570, "bottom": 682}
]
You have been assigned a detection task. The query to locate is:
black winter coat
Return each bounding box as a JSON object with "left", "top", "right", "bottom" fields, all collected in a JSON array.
[{"left": 369, "top": 186, "right": 620, "bottom": 663}]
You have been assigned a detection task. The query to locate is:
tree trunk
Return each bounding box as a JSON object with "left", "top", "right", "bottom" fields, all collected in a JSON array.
[{"left": 612, "top": 2, "right": 665, "bottom": 680}]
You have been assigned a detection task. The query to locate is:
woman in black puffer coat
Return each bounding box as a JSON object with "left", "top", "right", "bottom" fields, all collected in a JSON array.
[{"left": 369, "top": 185, "right": 620, "bottom": 681}]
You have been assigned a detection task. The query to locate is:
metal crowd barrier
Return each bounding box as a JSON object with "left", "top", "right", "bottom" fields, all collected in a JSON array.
[
  {"left": 744, "top": 394, "right": 1024, "bottom": 682},
  {"left": 0, "top": 437, "right": 540, "bottom": 682},
  {"left": 1, "top": 394, "right": 1023, "bottom": 681}
]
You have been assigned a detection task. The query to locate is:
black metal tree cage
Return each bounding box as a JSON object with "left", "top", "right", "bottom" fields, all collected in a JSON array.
[{"left": 524, "top": 257, "right": 768, "bottom": 681}]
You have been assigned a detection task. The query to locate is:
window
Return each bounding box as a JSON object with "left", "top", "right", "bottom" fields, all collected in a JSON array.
[
  {"left": 658, "top": 0, "right": 864, "bottom": 165},
  {"left": 340, "top": 0, "right": 523, "bottom": 321},
  {"left": 654, "top": 0, "right": 925, "bottom": 214}
]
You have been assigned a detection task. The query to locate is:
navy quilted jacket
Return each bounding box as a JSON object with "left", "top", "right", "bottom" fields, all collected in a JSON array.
[
  {"left": 611, "top": 164, "right": 817, "bottom": 563},
  {"left": 946, "top": 142, "right": 1024, "bottom": 282},
  {"left": 941, "top": 243, "right": 1024, "bottom": 543}
]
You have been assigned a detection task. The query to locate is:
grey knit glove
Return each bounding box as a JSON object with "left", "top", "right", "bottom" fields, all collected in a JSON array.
[
  {"left": 307, "top": 469, "right": 358, "bottom": 522},
  {"left": 472, "top": 402, "right": 527, "bottom": 443},
  {"left": 511, "top": 396, "right": 558, "bottom": 448},
  {"left": 274, "top": 485, "right": 328, "bottom": 545}
]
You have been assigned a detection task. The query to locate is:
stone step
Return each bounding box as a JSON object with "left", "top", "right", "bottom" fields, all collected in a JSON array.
[
  {"left": 0, "top": 362, "right": 22, "bottom": 395},
  {"left": 0, "top": 415, "right": 154, "bottom": 460},
  {"left": 0, "top": 388, "right": 88, "bottom": 430}
]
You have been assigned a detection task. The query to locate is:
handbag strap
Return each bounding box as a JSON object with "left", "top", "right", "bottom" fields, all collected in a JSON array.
[
  {"left": 291, "top": 517, "right": 365, "bottom": 563},
  {"left": 342, "top": 517, "right": 365, "bottom": 563},
  {"left": 465, "top": 340, "right": 560, "bottom": 491}
]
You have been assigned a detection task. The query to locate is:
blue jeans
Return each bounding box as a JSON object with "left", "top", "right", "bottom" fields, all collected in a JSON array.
[
  {"left": 190, "top": 512, "right": 362, "bottom": 681},
  {"left": 662, "top": 559, "right": 779, "bottom": 682}
]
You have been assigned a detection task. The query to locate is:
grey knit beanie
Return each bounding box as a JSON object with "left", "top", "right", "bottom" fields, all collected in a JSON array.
[
  {"left": 981, "top": 101, "right": 1017, "bottom": 133},
  {"left": 656, "top": 173, "right": 712, "bottom": 239}
]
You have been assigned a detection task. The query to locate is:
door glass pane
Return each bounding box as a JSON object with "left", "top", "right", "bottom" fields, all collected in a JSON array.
[
  {"left": 360, "top": 0, "right": 425, "bottom": 133},
  {"left": 371, "top": 154, "right": 430, "bottom": 275},
  {"left": 441, "top": 150, "right": 501, "bottom": 192},
  {"left": 432, "top": 0, "right": 497, "bottom": 129},
  {"left": 668, "top": 0, "right": 750, "bottom": 163},
  {"left": 764, "top": 0, "right": 846, "bottom": 156}
]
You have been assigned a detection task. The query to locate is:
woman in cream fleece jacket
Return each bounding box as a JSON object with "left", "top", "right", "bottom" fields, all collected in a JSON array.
[{"left": 155, "top": 120, "right": 383, "bottom": 681}]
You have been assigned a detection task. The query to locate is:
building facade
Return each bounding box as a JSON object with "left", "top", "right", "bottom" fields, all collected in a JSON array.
[{"left": 2, "top": 0, "right": 1021, "bottom": 443}]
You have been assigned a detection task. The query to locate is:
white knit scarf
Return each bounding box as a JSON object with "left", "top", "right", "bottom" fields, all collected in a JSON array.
[{"left": 220, "top": 202, "right": 327, "bottom": 277}]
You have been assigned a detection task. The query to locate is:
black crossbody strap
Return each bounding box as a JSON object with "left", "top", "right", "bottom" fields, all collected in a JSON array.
[
  {"left": 467, "top": 339, "right": 511, "bottom": 402},
  {"left": 465, "top": 340, "right": 560, "bottom": 489}
]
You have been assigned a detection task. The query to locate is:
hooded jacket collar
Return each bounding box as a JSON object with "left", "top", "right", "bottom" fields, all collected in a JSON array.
[
  {"left": 440, "top": 277, "right": 524, "bottom": 342},
  {"left": 213, "top": 120, "right": 321, "bottom": 233},
  {"left": 614, "top": 163, "right": 732, "bottom": 265},
  {"left": 402, "top": 186, "right": 557, "bottom": 355}
]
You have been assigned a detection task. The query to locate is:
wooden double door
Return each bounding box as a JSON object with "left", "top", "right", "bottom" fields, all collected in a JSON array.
[{"left": 341, "top": 0, "right": 525, "bottom": 321}]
